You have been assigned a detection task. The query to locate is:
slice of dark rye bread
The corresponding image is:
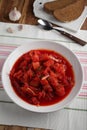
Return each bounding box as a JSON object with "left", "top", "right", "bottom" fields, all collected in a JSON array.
[
  {"left": 44, "top": 0, "right": 76, "bottom": 13},
  {"left": 53, "top": 0, "right": 85, "bottom": 22}
]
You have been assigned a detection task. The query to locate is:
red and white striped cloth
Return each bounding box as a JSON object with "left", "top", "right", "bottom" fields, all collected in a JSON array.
[
  {"left": 0, "top": 44, "right": 87, "bottom": 98},
  {"left": 0, "top": 43, "right": 87, "bottom": 130}
]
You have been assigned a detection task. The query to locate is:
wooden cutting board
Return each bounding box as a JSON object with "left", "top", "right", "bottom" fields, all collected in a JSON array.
[
  {"left": 0, "top": 125, "right": 48, "bottom": 130},
  {"left": 0, "top": 0, "right": 87, "bottom": 30},
  {"left": 0, "top": 0, "right": 38, "bottom": 25}
]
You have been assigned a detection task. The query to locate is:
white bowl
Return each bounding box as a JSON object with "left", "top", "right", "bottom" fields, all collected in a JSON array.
[{"left": 1, "top": 41, "right": 83, "bottom": 113}]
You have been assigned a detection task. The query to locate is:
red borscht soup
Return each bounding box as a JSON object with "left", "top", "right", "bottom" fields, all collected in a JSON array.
[{"left": 9, "top": 49, "right": 75, "bottom": 106}]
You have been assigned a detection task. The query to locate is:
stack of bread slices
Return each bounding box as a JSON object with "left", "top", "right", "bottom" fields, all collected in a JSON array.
[{"left": 44, "top": 0, "right": 85, "bottom": 22}]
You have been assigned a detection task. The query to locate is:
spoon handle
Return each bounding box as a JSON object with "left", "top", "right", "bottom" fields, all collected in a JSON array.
[{"left": 54, "top": 29, "right": 87, "bottom": 46}]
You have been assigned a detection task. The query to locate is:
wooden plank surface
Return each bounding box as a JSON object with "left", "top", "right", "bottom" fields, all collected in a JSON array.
[
  {"left": 0, "top": 126, "right": 27, "bottom": 130},
  {"left": 0, "top": 0, "right": 87, "bottom": 130},
  {"left": 0, "top": 125, "right": 48, "bottom": 130},
  {"left": 0, "top": 0, "right": 38, "bottom": 25},
  {"left": 0, "top": 0, "right": 87, "bottom": 28}
]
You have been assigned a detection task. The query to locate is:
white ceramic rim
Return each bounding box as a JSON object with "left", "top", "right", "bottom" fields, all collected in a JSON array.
[{"left": 1, "top": 41, "right": 83, "bottom": 113}]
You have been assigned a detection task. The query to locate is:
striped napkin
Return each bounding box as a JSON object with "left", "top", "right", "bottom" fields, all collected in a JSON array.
[
  {"left": 0, "top": 19, "right": 87, "bottom": 129},
  {"left": 0, "top": 44, "right": 87, "bottom": 100},
  {"left": 0, "top": 44, "right": 87, "bottom": 98},
  {"left": 0, "top": 44, "right": 87, "bottom": 130}
]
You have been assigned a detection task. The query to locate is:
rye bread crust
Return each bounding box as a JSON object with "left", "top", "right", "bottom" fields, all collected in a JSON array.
[
  {"left": 53, "top": 0, "right": 85, "bottom": 22},
  {"left": 44, "top": 0, "right": 76, "bottom": 13}
]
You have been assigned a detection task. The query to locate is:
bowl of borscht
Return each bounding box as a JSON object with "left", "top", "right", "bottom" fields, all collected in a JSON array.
[{"left": 2, "top": 41, "right": 83, "bottom": 113}]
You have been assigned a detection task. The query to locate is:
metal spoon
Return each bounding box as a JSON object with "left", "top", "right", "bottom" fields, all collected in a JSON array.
[{"left": 38, "top": 19, "right": 87, "bottom": 46}]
